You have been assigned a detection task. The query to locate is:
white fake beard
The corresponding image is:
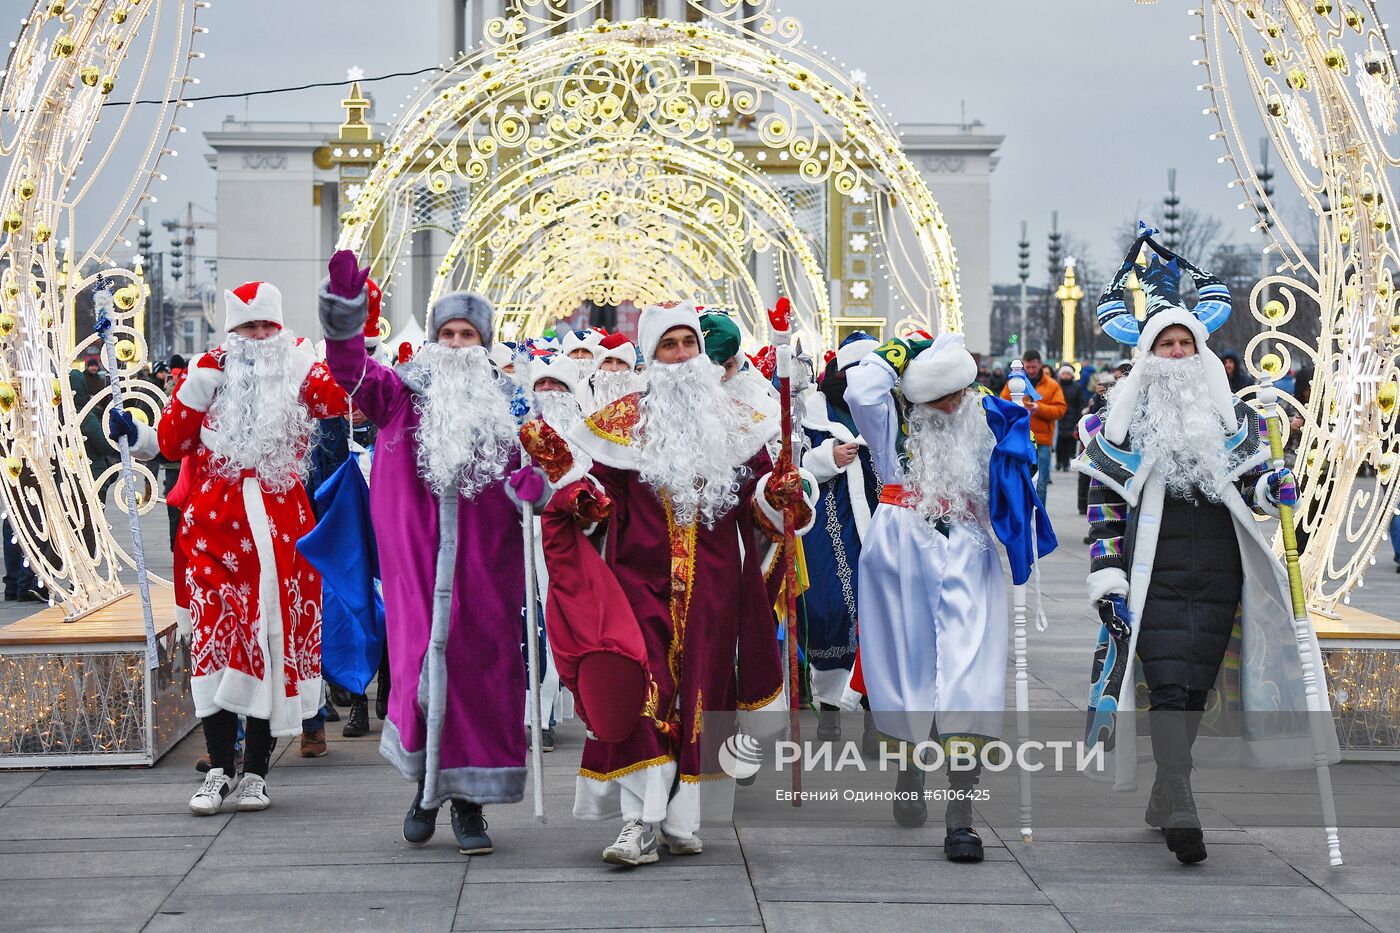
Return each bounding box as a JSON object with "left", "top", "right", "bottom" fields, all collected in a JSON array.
[
  {"left": 724, "top": 365, "right": 776, "bottom": 412},
  {"left": 904, "top": 391, "right": 994, "bottom": 527},
  {"left": 1126, "top": 353, "right": 1233, "bottom": 502},
  {"left": 535, "top": 388, "right": 582, "bottom": 434},
  {"left": 411, "top": 342, "right": 516, "bottom": 498},
  {"left": 636, "top": 355, "right": 748, "bottom": 527},
  {"left": 570, "top": 355, "right": 598, "bottom": 380},
  {"left": 589, "top": 368, "right": 641, "bottom": 410},
  {"left": 207, "top": 329, "right": 312, "bottom": 493}
]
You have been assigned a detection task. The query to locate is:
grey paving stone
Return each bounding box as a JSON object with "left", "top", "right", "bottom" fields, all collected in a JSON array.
[
  {"left": 0, "top": 834, "right": 211, "bottom": 855},
  {"left": 172, "top": 862, "right": 467, "bottom": 896},
  {"left": 0, "top": 877, "right": 180, "bottom": 931},
  {"left": 1062, "top": 913, "right": 1379, "bottom": 933},
  {"left": 0, "top": 809, "right": 229, "bottom": 840},
  {"left": 0, "top": 846, "right": 204, "bottom": 880},
  {"left": 744, "top": 843, "right": 1045, "bottom": 904},
  {"left": 454, "top": 879, "right": 762, "bottom": 930},
  {"left": 146, "top": 897, "right": 459, "bottom": 933},
  {"left": 1039, "top": 880, "right": 1357, "bottom": 918},
  {"left": 1012, "top": 839, "right": 1308, "bottom": 886},
  {"left": 759, "top": 902, "right": 1074, "bottom": 933}
]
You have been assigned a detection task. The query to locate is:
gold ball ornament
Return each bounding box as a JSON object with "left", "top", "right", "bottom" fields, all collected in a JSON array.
[
  {"left": 100, "top": 75, "right": 115, "bottom": 95},
  {"left": 1389, "top": 315, "right": 1400, "bottom": 338},
  {"left": 48, "top": 1, "right": 66, "bottom": 13},
  {"left": 1379, "top": 382, "right": 1398, "bottom": 417},
  {"left": 114, "top": 339, "right": 138, "bottom": 363},
  {"left": 1287, "top": 68, "right": 1310, "bottom": 90},
  {"left": 0, "top": 383, "right": 16, "bottom": 412},
  {"left": 51, "top": 379, "right": 63, "bottom": 405},
  {"left": 80, "top": 66, "right": 100, "bottom": 87},
  {"left": 1378, "top": 453, "right": 1397, "bottom": 483},
  {"left": 0, "top": 314, "right": 15, "bottom": 336},
  {"left": 53, "top": 35, "right": 75, "bottom": 58},
  {"left": 112, "top": 5, "right": 128, "bottom": 24},
  {"left": 15, "top": 179, "right": 36, "bottom": 201},
  {"left": 33, "top": 222, "right": 51, "bottom": 244},
  {"left": 1262, "top": 299, "right": 1287, "bottom": 321},
  {"left": 113, "top": 285, "right": 139, "bottom": 311},
  {"left": 4, "top": 458, "right": 22, "bottom": 481},
  {"left": 2, "top": 213, "right": 23, "bottom": 234},
  {"left": 1259, "top": 352, "right": 1285, "bottom": 377},
  {"left": 129, "top": 408, "right": 150, "bottom": 426}
]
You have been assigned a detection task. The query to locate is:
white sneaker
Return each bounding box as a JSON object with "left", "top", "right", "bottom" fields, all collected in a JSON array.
[
  {"left": 189, "top": 768, "right": 233, "bottom": 815},
  {"left": 602, "top": 818, "right": 659, "bottom": 866},
  {"left": 661, "top": 831, "right": 703, "bottom": 856},
  {"left": 235, "top": 774, "right": 270, "bottom": 811}
]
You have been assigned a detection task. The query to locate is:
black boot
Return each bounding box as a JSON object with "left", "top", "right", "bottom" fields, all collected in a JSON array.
[
  {"left": 860, "top": 710, "right": 880, "bottom": 759},
  {"left": 343, "top": 696, "right": 369, "bottom": 738},
  {"left": 329, "top": 684, "right": 353, "bottom": 707},
  {"left": 375, "top": 661, "right": 391, "bottom": 720},
  {"left": 816, "top": 705, "right": 842, "bottom": 742},
  {"left": 451, "top": 801, "right": 493, "bottom": 855},
  {"left": 1144, "top": 773, "right": 1167, "bottom": 829},
  {"left": 892, "top": 762, "right": 928, "bottom": 828},
  {"left": 943, "top": 794, "right": 984, "bottom": 862},
  {"left": 402, "top": 780, "right": 439, "bottom": 847},
  {"left": 1159, "top": 773, "right": 1207, "bottom": 864}
]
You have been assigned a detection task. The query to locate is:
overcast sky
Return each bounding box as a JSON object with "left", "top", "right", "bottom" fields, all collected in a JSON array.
[{"left": 90, "top": 0, "right": 1268, "bottom": 286}]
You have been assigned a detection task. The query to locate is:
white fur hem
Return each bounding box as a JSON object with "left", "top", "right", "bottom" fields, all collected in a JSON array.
[
  {"left": 129, "top": 422, "right": 161, "bottom": 461},
  {"left": 1086, "top": 567, "right": 1129, "bottom": 604},
  {"left": 802, "top": 438, "right": 841, "bottom": 484}
]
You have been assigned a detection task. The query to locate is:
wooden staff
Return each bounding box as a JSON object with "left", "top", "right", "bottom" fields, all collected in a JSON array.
[{"left": 768, "top": 298, "right": 802, "bottom": 801}]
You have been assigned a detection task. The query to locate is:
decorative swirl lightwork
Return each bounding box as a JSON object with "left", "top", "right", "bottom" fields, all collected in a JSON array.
[
  {"left": 337, "top": 0, "right": 962, "bottom": 351},
  {"left": 1196, "top": 0, "right": 1400, "bottom": 613},
  {"left": 0, "top": 0, "right": 202, "bottom": 615}
]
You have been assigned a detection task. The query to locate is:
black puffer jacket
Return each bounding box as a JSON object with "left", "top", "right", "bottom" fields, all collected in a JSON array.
[{"left": 1134, "top": 493, "right": 1244, "bottom": 690}]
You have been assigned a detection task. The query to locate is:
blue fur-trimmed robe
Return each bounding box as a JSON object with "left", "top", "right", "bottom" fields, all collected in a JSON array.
[{"left": 799, "top": 393, "right": 880, "bottom": 709}]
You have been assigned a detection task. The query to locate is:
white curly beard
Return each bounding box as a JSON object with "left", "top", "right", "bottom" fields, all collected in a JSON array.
[
  {"left": 588, "top": 368, "right": 641, "bottom": 410},
  {"left": 534, "top": 388, "right": 582, "bottom": 434},
  {"left": 1123, "top": 353, "right": 1233, "bottom": 502},
  {"left": 904, "top": 391, "right": 994, "bottom": 527},
  {"left": 724, "top": 366, "right": 776, "bottom": 410},
  {"left": 207, "top": 329, "right": 313, "bottom": 494},
  {"left": 636, "top": 355, "right": 749, "bottom": 527},
  {"left": 411, "top": 343, "right": 516, "bottom": 498}
]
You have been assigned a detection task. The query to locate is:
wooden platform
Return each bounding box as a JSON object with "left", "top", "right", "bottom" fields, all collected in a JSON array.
[
  {"left": 0, "top": 586, "right": 177, "bottom": 647},
  {"left": 1315, "top": 604, "right": 1400, "bottom": 642},
  {"left": 0, "top": 585, "right": 195, "bottom": 768}
]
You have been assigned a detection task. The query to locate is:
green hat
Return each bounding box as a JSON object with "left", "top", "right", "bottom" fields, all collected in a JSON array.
[{"left": 700, "top": 311, "right": 741, "bottom": 364}]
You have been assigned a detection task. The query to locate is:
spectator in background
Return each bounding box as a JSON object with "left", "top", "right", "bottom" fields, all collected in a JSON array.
[
  {"left": 999, "top": 349, "right": 1065, "bottom": 503},
  {"left": 987, "top": 364, "right": 1007, "bottom": 395},
  {"left": 1220, "top": 349, "right": 1253, "bottom": 394},
  {"left": 1055, "top": 364, "right": 1086, "bottom": 472}
]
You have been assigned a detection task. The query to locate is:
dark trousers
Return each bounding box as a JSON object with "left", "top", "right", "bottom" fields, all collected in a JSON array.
[
  {"left": 1148, "top": 684, "right": 1209, "bottom": 777},
  {"left": 2, "top": 519, "right": 37, "bottom": 598},
  {"left": 1055, "top": 435, "right": 1077, "bottom": 471},
  {"left": 203, "top": 710, "right": 276, "bottom": 778}
]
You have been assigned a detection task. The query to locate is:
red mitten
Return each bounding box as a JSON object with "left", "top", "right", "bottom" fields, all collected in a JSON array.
[{"left": 519, "top": 420, "right": 576, "bottom": 483}]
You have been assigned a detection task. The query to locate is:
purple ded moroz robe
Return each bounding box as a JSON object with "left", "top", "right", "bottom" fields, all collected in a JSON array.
[{"left": 325, "top": 332, "right": 526, "bottom": 809}]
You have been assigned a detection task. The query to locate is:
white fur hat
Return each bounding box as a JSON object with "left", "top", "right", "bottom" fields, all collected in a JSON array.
[
  {"left": 636, "top": 303, "right": 702, "bottom": 363},
  {"left": 531, "top": 354, "right": 581, "bottom": 394},
  {"left": 224, "top": 281, "right": 283, "bottom": 332},
  {"left": 488, "top": 342, "right": 515, "bottom": 371},
  {"left": 561, "top": 329, "right": 603, "bottom": 358},
  {"left": 835, "top": 337, "right": 879, "bottom": 371},
  {"left": 901, "top": 333, "right": 977, "bottom": 404}
]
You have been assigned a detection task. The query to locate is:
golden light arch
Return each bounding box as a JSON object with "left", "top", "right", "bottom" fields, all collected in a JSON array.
[{"left": 336, "top": 0, "right": 965, "bottom": 351}]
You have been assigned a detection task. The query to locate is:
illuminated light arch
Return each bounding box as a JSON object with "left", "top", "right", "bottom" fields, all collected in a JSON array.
[
  {"left": 0, "top": 0, "right": 201, "bottom": 614},
  {"left": 337, "top": 0, "right": 964, "bottom": 351}
]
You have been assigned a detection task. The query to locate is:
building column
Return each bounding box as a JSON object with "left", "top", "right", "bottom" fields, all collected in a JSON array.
[
  {"left": 568, "top": 0, "right": 597, "bottom": 28},
  {"left": 614, "top": 0, "right": 642, "bottom": 19},
  {"left": 438, "top": 0, "right": 465, "bottom": 63},
  {"left": 659, "top": 0, "right": 686, "bottom": 21}
]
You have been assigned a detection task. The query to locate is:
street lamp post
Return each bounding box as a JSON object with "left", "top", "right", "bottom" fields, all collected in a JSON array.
[
  {"left": 1056, "top": 257, "right": 1084, "bottom": 366},
  {"left": 1017, "top": 221, "right": 1030, "bottom": 358}
]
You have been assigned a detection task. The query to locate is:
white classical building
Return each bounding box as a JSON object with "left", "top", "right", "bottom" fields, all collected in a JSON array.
[{"left": 205, "top": 0, "right": 1002, "bottom": 353}]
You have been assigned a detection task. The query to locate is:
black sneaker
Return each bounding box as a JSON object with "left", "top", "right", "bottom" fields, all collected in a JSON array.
[
  {"left": 451, "top": 801, "right": 493, "bottom": 855},
  {"left": 402, "top": 781, "right": 439, "bottom": 847},
  {"left": 343, "top": 696, "right": 369, "bottom": 738}
]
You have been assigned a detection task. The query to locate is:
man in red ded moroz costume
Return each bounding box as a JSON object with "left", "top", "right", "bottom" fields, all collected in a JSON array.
[
  {"left": 522, "top": 301, "right": 816, "bottom": 867},
  {"left": 114, "top": 280, "right": 349, "bottom": 815}
]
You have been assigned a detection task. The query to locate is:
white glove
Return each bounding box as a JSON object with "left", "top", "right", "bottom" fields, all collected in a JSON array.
[{"left": 176, "top": 356, "right": 225, "bottom": 412}]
